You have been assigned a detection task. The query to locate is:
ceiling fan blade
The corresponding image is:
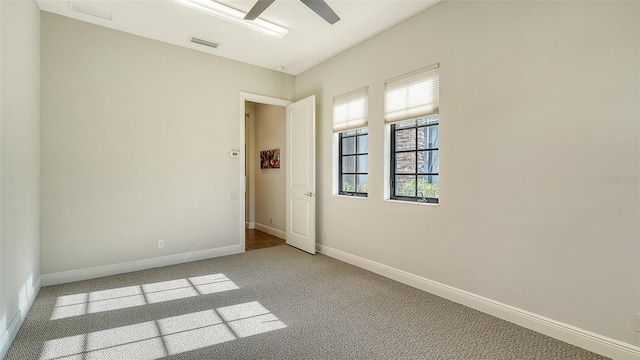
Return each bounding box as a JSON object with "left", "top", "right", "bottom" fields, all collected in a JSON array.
[
  {"left": 300, "top": 0, "right": 340, "bottom": 25},
  {"left": 244, "top": 0, "right": 276, "bottom": 20}
]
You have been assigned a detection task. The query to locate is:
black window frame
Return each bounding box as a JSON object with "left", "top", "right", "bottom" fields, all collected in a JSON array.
[
  {"left": 338, "top": 128, "right": 368, "bottom": 197},
  {"left": 390, "top": 116, "right": 439, "bottom": 203}
]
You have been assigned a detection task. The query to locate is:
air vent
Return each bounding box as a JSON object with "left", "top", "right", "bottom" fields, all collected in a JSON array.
[
  {"left": 69, "top": 2, "right": 112, "bottom": 20},
  {"left": 189, "top": 37, "right": 219, "bottom": 49}
]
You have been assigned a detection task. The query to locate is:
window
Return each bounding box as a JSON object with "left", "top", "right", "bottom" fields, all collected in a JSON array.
[
  {"left": 333, "top": 87, "right": 369, "bottom": 197},
  {"left": 391, "top": 116, "right": 439, "bottom": 202},
  {"left": 385, "top": 64, "right": 439, "bottom": 203},
  {"left": 339, "top": 128, "right": 368, "bottom": 196}
]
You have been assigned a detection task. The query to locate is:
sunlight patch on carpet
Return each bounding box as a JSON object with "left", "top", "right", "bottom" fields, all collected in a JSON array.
[
  {"left": 40, "top": 302, "right": 286, "bottom": 360},
  {"left": 50, "top": 274, "right": 239, "bottom": 320}
]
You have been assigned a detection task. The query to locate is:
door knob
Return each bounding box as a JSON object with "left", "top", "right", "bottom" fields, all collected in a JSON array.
[{"left": 304, "top": 192, "right": 314, "bottom": 197}]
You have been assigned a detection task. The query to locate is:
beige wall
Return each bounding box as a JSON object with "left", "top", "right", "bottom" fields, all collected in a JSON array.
[
  {"left": 0, "top": 0, "right": 41, "bottom": 356},
  {"left": 40, "top": 13, "right": 294, "bottom": 275},
  {"left": 295, "top": 1, "right": 640, "bottom": 346},
  {"left": 254, "top": 104, "right": 286, "bottom": 233}
]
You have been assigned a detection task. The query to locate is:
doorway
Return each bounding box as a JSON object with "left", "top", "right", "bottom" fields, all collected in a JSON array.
[
  {"left": 244, "top": 100, "right": 287, "bottom": 251},
  {"left": 238, "top": 93, "right": 292, "bottom": 252}
]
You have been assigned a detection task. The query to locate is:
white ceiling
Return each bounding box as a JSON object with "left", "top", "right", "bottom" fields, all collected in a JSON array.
[{"left": 37, "top": 0, "right": 439, "bottom": 75}]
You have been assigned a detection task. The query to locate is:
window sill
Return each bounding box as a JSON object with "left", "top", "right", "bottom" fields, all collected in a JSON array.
[
  {"left": 334, "top": 194, "right": 368, "bottom": 200},
  {"left": 384, "top": 199, "right": 439, "bottom": 207}
]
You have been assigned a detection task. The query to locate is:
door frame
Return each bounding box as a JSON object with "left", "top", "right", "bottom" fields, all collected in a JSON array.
[{"left": 238, "top": 92, "right": 292, "bottom": 251}]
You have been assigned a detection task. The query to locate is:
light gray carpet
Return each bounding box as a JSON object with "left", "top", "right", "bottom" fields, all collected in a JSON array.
[{"left": 6, "top": 245, "right": 608, "bottom": 360}]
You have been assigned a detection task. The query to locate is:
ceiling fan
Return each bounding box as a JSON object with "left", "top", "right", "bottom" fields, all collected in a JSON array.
[{"left": 244, "top": 0, "right": 340, "bottom": 25}]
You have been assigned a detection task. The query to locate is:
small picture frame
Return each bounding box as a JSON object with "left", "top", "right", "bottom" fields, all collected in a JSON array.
[{"left": 260, "top": 148, "right": 280, "bottom": 169}]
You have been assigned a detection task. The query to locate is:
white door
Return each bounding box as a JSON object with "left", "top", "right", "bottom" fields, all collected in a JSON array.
[{"left": 285, "top": 95, "right": 316, "bottom": 254}]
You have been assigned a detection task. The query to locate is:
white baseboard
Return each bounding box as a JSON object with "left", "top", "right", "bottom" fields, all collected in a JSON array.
[
  {"left": 0, "top": 276, "right": 41, "bottom": 359},
  {"left": 41, "top": 245, "right": 243, "bottom": 286},
  {"left": 254, "top": 223, "right": 285, "bottom": 240},
  {"left": 317, "top": 244, "right": 640, "bottom": 360},
  {"left": 245, "top": 222, "right": 255, "bottom": 229}
]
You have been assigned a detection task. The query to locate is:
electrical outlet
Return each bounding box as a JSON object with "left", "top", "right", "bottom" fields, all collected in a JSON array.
[
  {"left": 636, "top": 313, "right": 640, "bottom": 332},
  {"left": 158, "top": 240, "right": 164, "bottom": 249},
  {"left": 230, "top": 191, "right": 238, "bottom": 200}
]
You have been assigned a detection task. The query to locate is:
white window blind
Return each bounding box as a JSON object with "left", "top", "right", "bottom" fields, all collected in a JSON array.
[
  {"left": 384, "top": 64, "right": 439, "bottom": 124},
  {"left": 333, "top": 87, "right": 369, "bottom": 133}
]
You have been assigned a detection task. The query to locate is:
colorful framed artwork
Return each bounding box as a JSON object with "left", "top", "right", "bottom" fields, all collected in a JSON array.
[{"left": 260, "top": 148, "right": 280, "bottom": 169}]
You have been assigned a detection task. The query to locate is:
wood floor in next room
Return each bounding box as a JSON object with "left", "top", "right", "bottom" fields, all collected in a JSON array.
[{"left": 245, "top": 229, "right": 285, "bottom": 251}]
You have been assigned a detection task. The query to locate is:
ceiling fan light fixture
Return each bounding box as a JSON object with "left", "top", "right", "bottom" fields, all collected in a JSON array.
[{"left": 175, "top": 0, "right": 288, "bottom": 39}]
